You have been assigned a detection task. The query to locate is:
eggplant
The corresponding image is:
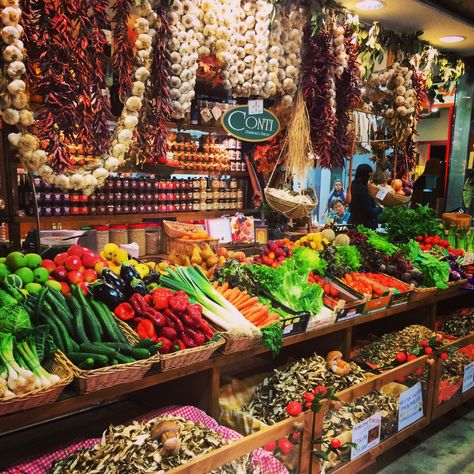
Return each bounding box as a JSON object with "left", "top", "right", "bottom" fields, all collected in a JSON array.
[
  {"left": 120, "top": 263, "right": 140, "bottom": 284},
  {"left": 450, "top": 271, "right": 461, "bottom": 281},
  {"left": 90, "top": 280, "right": 126, "bottom": 309},
  {"left": 128, "top": 277, "right": 148, "bottom": 297},
  {"left": 101, "top": 268, "right": 127, "bottom": 292},
  {"left": 143, "top": 271, "right": 161, "bottom": 286}
]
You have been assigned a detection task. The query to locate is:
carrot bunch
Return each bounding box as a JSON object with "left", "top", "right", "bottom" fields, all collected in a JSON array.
[{"left": 212, "top": 282, "right": 279, "bottom": 328}]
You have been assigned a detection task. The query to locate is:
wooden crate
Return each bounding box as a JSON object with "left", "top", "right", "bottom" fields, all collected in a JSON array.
[
  {"left": 430, "top": 332, "right": 474, "bottom": 421},
  {"left": 310, "top": 355, "right": 436, "bottom": 474},
  {"left": 167, "top": 411, "right": 313, "bottom": 474}
]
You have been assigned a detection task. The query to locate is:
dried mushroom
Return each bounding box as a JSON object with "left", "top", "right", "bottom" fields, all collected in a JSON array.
[{"left": 438, "top": 311, "right": 474, "bottom": 338}]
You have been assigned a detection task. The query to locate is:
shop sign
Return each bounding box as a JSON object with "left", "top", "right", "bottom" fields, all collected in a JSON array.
[
  {"left": 350, "top": 412, "right": 382, "bottom": 460},
  {"left": 221, "top": 105, "right": 280, "bottom": 142},
  {"left": 398, "top": 382, "right": 423, "bottom": 431},
  {"left": 462, "top": 362, "right": 474, "bottom": 393}
]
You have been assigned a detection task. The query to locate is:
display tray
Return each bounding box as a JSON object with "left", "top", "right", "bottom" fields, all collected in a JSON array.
[{"left": 325, "top": 275, "right": 367, "bottom": 322}]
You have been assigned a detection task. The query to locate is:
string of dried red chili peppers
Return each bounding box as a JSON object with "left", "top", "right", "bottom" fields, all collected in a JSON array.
[
  {"left": 301, "top": 25, "right": 338, "bottom": 169},
  {"left": 112, "top": 0, "right": 134, "bottom": 100}
]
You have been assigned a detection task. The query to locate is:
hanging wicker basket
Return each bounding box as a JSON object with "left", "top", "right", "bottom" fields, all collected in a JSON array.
[
  {"left": 368, "top": 182, "right": 411, "bottom": 207},
  {"left": 442, "top": 212, "right": 472, "bottom": 229},
  {"left": 264, "top": 187, "right": 317, "bottom": 219}
]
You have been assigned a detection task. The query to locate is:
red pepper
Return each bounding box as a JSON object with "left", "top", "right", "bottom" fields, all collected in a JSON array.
[
  {"left": 156, "top": 336, "right": 172, "bottom": 354},
  {"left": 185, "top": 303, "right": 203, "bottom": 327},
  {"left": 168, "top": 290, "right": 188, "bottom": 314},
  {"left": 172, "top": 339, "right": 186, "bottom": 351},
  {"left": 142, "top": 307, "right": 167, "bottom": 328},
  {"left": 181, "top": 328, "right": 206, "bottom": 348},
  {"left": 199, "top": 319, "right": 215, "bottom": 341},
  {"left": 136, "top": 319, "right": 157, "bottom": 341},
  {"left": 160, "top": 326, "right": 178, "bottom": 341},
  {"left": 164, "top": 308, "right": 184, "bottom": 333},
  {"left": 144, "top": 294, "right": 153, "bottom": 305},
  {"left": 152, "top": 287, "right": 173, "bottom": 310},
  {"left": 114, "top": 302, "right": 136, "bottom": 321},
  {"left": 129, "top": 293, "right": 150, "bottom": 316}
]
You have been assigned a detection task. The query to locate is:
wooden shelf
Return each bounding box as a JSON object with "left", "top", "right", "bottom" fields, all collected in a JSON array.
[
  {"left": 0, "top": 288, "right": 468, "bottom": 436},
  {"left": 119, "top": 163, "right": 247, "bottom": 177},
  {"left": 166, "top": 121, "right": 227, "bottom": 135}
]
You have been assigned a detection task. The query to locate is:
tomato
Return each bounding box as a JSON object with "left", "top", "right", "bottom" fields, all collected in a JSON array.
[
  {"left": 417, "top": 235, "right": 424, "bottom": 241},
  {"left": 330, "top": 287, "right": 339, "bottom": 298},
  {"left": 425, "top": 236, "right": 433, "bottom": 244},
  {"left": 433, "top": 235, "right": 441, "bottom": 243}
]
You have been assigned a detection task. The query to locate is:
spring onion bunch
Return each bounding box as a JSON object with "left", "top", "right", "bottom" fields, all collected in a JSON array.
[{"left": 160, "top": 266, "right": 260, "bottom": 338}]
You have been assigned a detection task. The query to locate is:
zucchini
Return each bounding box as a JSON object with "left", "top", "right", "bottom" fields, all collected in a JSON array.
[
  {"left": 44, "top": 307, "right": 74, "bottom": 354},
  {"left": 90, "top": 299, "right": 128, "bottom": 344},
  {"left": 66, "top": 294, "right": 90, "bottom": 344},
  {"left": 130, "top": 348, "right": 151, "bottom": 360},
  {"left": 45, "top": 289, "right": 70, "bottom": 316},
  {"left": 101, "top": 342, "right": 134, "bottom": 356},
  {"left": 110, "top": 359, "right": 119, "bottom": 366},
  {"left": 77, "top": 357, "right": 95, "bottom": 370},
  {"left": 44, "top": 300, "right": 74, "bottom": 337},
  {"left": 79, "top": 343, "right": 117, "bottom": 358},
  {"left": 135, "top": 338, "right": 155, "bottom": 348},
  {"left": 46, "top": 319, "right": 65, "bottom": 353},
  {"left": 73, "top": 286, "right": 103, "bottom": 342},
  {"left": 67, "top": 352, "right": 109, "bottom": 366},
  {"left": 114, "top": 352, "right": 135, "bottom": 364},
  {"left": 35, "top": 287, "right": 48, "bottom": 322}
]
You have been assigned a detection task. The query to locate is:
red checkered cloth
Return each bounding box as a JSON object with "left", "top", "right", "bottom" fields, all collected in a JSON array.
[{"left": 3, "top": 405, "right": 287, "bottom": 474}]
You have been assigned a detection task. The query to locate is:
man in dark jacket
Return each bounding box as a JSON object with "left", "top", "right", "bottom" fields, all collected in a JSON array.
[{"left": 349, "top": 164, "right": 382, "bottom": 229}]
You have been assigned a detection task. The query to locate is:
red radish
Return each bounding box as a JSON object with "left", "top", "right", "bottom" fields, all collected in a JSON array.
[
  {"left": 313, "top": 385, "right": 327, "bottom": 396},
  {"left": 263, "top": 441, "right": 276, "bottom": 452},
  {"left": 53, "top": 266, "right": 68, "bottom": 281},
  {"left": 82, "top": 252, "right": 100, "bottom": 268},
  {"left": 59, "top": 281, "right": 71, "bottom": 296},
  {"left": 424, "top": 347, "right": 433, "bottom": 354},
  {"left": 277, "top": 438, "right": 293, "bottom": 455},
  {"left": 68, "top": 244, "right": 85, "bottom": 257},
  {"left": 440, "top": 352, "right": 448, "bottom": 360},
  {"left": 416, "top": 368, "right": 424, "bottom": 375},
  {"left": 65, "top": 256, "right": 82, "bottom": 271},
  {"left": 286, "top": 401, "right": 302, "bottom": 416},
  {"left": 54, "top": 252, "right": 68, "bottom": 266},
  {"left": 67, "top": 270, "right": 84, "bottom": 285},
  {"left": 291, "top": 432, "right": 301, "bottom": 441},
  {"left": 396, "top": 352, "right": 407, "bottom": 363},
  {"left": 304, "top": 392, "right": 315, "bottom": 402},
  {"left": 83, "top": 269, "right": 98, "bottom": 283},
  {"left": 407, "top": 354, "right": 417, "bottom": 362},
  {"left": 41, "top": 259, "right": 56, "bottom": 274}
]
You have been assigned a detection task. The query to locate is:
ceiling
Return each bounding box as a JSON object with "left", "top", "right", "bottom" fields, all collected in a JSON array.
[{"left": 341, "top": 0, "right": 474, "bottom": 56}]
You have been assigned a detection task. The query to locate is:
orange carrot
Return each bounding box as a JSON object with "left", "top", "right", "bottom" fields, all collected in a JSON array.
[
  {"left": 233, "top": 292, "right": 250, "bottom": 307},
  {"left": 223, "top": 288, "right": 233, "bottom": 298},
  {"left": 219, "top": 282, "right": 229, "bottom": 294},
  {"left": 227, "top": 287, "right": 241, "bottom": 303},
  {"left": 212, "top": 281, "right": 219, "bottom": 289},
  {"left": 247, "top": 309, "right": 268, "bottom": 323},
  {"left": 238, "top": 296, "right": 259, "bottom": 310}
]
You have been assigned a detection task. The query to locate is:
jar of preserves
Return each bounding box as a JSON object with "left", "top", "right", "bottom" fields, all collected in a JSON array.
[
  {"left": 200, "top": 200, "right": 207, "bottom": 211},
  {"left": 128, "top": 224, "right": 146, "bottom": 256},
  {"left": 200, "top": 177, "right": 207, "bottom": 189},
  {"left": 109, "top": 224, "right": 128, "bottom": 246},
  {"left": 230, "top": 177, "right": 238, "bottom": 189},
  {"left": 94, "top": 225, "right": 109, "bottom": 252},
  {"left": 193, "top": 200, "right": 200, "bottom": 211},
  {"left": 145, "top": 223, "right": 162, "bottom": 255}
]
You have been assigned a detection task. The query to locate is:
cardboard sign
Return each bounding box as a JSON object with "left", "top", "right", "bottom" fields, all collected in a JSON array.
[
  {"left": 462, "top": 362, "right": 474, "bottom": 393},
  {"left": 221, "top": 106, "right": 280, "bottom": 142},
  {"left": 398, "top": 382, "right": 424, "bottom": 431},
  {"left": 248, "top": 99, "right": 264, "bottom": 115},
  {"left": 350, "top": 412, "right": 382, "bottom": 460},
  {"left": 376, "top": 187, "right": 390, "bottom": 201}
]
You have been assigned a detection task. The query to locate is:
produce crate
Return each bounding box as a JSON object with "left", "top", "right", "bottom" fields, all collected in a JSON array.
[
  {"left": 325, "top": 275, "right": 366, "bottom": 322},
  {"left": 310, "top": 355, "right": 436, "bottom": 474},
  {"left": 0, "top": 353, "right": 73, "bottom": 416},
  {"left": 430, "top": 332, "right": 474, "bottom": 420},
  {"left": 221, "top": 332, "right": 260, "bottom": 354},
  {"left": 411, "top": 285, "right": 437, "bottom": 302}
]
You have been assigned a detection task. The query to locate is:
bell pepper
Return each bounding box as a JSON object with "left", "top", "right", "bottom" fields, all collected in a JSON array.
[
  {"left": 152, "top": 287, "right": 173, "bottom": 310},
  {"left": 114, "top": 302, "right": 135, "bottom": 321},
  {"left": 172, "top": 339, "right": 186, "bottom": 351},
  {"left": 168, "top": 290, "right": 188, "bottom": 314},
  {"left": 156, "top": 336, "right": 172, "bottom": 354},
  {"left": 144, "top": 294, "right": 153, "bottom": 305},
  {"left": 185, "top": 303, "right": 203, "bottom": 327},
  {"left": 129, "top": 293, "right": 167, "bottom": 328},
  {"left": 181, "top": 328, "right": 206, "bottom": 348},
  {"left": 136, "top": 319, "right": 157, "bottom": 341},
  {"left": 90, "top": 280, "right": 126, "bottom": 310},
  {"left": 159, "top": 326, "right": 178, "bottom": 341},
  {"left": 200, "top": 319, "right": 215, "bottom": 341},
  {"left": 143, "top": 307, "right": 167, "bottom": 328},
  {"left": 164, "top": 308, "right": 184, "bottom": 333}
]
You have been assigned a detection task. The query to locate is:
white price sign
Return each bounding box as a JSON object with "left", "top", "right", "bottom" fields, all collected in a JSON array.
[
  {"left": 350, "top": 412, "right": 382, "bottom": 460},
  {"left": 375, "top": 187, "right": 390, "bottom": 201},
  {"left": 398, "top": 382, "right": 423, "bottom": 431},
  {"left": 462, "top": 362, "right": 474, "bottom": 393},
  {"left": 248, "top": 99, "right": 263, "bottom": 115}
]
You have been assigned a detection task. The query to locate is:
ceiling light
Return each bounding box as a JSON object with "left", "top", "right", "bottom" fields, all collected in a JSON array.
[
  {"left": 439, "top": 35, "right": 465, "bottom": 43},
  {"left": 355, "top": 1, "right": 385, "bottom": 11}
]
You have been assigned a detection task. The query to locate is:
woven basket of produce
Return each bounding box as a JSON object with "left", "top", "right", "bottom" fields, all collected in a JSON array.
[
  {"left": 0, "top": 353, "right": 73, "bottom": 416},
  {"left": 163, "top": 220, "right": 208, "bottom": 239},
  {"left": 442, "top": 212, "right": 472, "bottom": 229},
  {"left": 221, "top": 332, "right": 261, "bottom": 354},
  {"left": 62, "top": 320, "right": 152, "bottom": 394},
  {"left": 410, "top": 286, "right": 438, "bottom": 302},
  {"left": 446, "top": 278, "right": 468, "bottom": 289},
  {"left": 368, "top": 182, "right": 411, "bottom": 207},
  {"left": 158, "top": 337, "right": 225, "bottom": 372},
  {"left": 265, "top": 187, "right": 317, "bottom": 219},
  {"left": 166, "top": 237, "right": 219, "bottom": 255}
]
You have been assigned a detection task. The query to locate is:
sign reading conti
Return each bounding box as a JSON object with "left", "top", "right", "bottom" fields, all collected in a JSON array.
[{"left": 221, "top": 106, "right": 280, "bottom": 142}]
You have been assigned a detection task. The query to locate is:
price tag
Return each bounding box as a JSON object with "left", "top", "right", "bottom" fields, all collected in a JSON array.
[
  {"left": 283, "top": 323, "right": 294, "bottom": 335},
  {"left": 462, "top": 362, "right": 474, "bottom": 393},
  {"left": 398, "top": 382, "right": 423, "bottom": 431},
  {"left": 350, "top": 412, "right": 381, "bottom": 460},
  {"left": 248, "top": 99, "right": 263, "bottom": 115},
  {"left": 375, "top": 187, "right": 390, "bottom": 201}
]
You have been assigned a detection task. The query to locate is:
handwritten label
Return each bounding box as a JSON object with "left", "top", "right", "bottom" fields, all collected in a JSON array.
[
  {"left": 350, "top": 412, "right": 381, "bottom": 460},
  {"left": 398, "top": 382, "right": 423, "bottom": 431},
  {"left": 248, "top": 99, "right": 263, "bottom": 115},
  {"left": 283, "top": 323, "right": 294, "bottom": 335},
  {"left": 462, "top": 362, "right": 474, "bottom": 393},
  {"left": 376, "top": 187, "right": 390, "bottom": 201}
]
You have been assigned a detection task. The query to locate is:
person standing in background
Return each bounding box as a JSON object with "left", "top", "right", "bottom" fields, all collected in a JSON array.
[
  {"left": 328, "top": 199, "right": 351, "bottom": 225},
  {"left": 349, "top": 164, "right": 381, "bottom": 229},
  {"left": 324, "top": 179, "right": 346, "bottom": 217}
]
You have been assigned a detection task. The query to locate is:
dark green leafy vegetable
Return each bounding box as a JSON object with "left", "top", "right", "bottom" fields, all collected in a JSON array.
[
  {"left": 321, "top": 245, "right": 362, "bottom": 277},
  {"left": 357, "top": 225, "right": 397, "bottom": 255},
  {"left": 260, "top": 323, "right": 283, "bottom": 357}
]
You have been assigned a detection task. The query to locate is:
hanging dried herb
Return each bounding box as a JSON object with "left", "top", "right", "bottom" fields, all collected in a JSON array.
[
  {"left": 301, "top": 25, "right": 337, "bottom": 169},
  {"left": 112, "top": 0, "right": 134, "bottom": 100},
  {"left": 331, "top": 24, "right": 360, "bottom": 168}
]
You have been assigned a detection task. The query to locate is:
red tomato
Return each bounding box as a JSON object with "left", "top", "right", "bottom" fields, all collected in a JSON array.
[{"left": 425, "top": 237, "right": 433, "bottom": 244}]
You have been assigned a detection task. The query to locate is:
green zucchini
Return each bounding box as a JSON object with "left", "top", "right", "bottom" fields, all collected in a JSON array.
[
  {"left": 79, "top": 343, "right": 117, "bottom": 358},
  {"left": 66, "top": 294, "right": 90, "bottom": 344},
  {"left": 44, "top": 307, "right": 74, "bottom": 354},
  {"left": 77, "top": 357, "right": 95, "bottom": 370},
  {"left": 114, "top": 353, "right": 135, "bottom": 364},
  {"left": 90, "top": 299, "right": 128, "bottom": 344},
  {"left": 44, "top": 300, "right": 74, "bottom": 338},
  {"left": 47, "top": 319, "right": 65, "bottom": 353},
  {"left": 45, "top": 289, "right": 70, "bottom": 316},
  {"left": 73, "top": 287, "right": 103, "bottom": 342},
  {"left": 130, "top": 348, "right": 151, "bottom": 360},
  {"left": 67, "top": 352, "right": 109, "bottom": 366},
  {"left": 101, "top": 342, "right": 134, "bottom": 356},
  {"left": 135, "top": 338, "right": 155, "bottom": 348},
  {"left": 35, "top": 287, "right": 48, "bottom": 321}
]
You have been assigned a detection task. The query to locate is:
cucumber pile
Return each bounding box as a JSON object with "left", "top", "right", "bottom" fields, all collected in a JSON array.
[{"left": 23, "top": 286, "right": 157, "bottom": 370}]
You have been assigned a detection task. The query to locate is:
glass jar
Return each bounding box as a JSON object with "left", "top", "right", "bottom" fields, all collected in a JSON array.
[
  {"left": 94, "top": 225, "right": 109, "bottom": 252},
  {"left": 145, "top": 223, "right": 162, "bottom": 256},
  {"left": 128, "top": 224, "right": 146, "bottom": 256},
  {"left": 200, "top": 177, "right": 207, "bottom": 189},
  {"left": 200, "top": 200, "right": 207, "bottom": 211},
  {"left": 230, "top": 178, "right": 238, "bottom": 189},
  {"left": 109, "top": 224, "right": 128, "bottom": 246},
  {"left": 193, "top": 200, "right": 200, "bottom": 211}
]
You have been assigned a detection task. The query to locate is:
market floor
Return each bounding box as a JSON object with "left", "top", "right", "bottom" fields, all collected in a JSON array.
[{"left": 362, "top": 399, "right": 474, "bottom": 474}]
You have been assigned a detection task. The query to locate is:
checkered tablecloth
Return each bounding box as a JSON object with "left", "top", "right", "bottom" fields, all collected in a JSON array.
[{"left": 3, "top": 405, "right": 287, "bottom": 474}]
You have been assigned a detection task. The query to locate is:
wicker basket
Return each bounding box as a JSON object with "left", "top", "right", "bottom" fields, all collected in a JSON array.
[
  {"left": 368, "top": 182, "right": 411, "bottom": 207},
  {"left": 446, "top": 278, "right": 468, "bottom": 289},
  {"left": 166, "top": 236, "right": 219, "bottom": 254},
  {"left": 62, "top": 320, "right": 151, "bottom": 394},
  {"left": 411, "top": 286, "right": 438, "bottom": 302},
  {"left": 163, "top": 220, "right": 204, "bottom": 239},
  {"left": 0, "top": 353, "right": 73, "bottom": 416},
  {"left": 264, "top": 187, "right": 317, "bottom": 219},
  {"left": 158, "top": 337, "right": 225, "bottom": 372},
  {"left": 442, "top": 212, "right": 472, "bottom": 229},
  {"left": 222, "top": 333, "right": 260, "bottom": 354}
]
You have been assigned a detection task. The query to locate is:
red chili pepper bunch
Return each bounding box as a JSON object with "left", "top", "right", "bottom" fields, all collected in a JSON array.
[
  {"left": 253, "top": 133, "right": 285, "bottom": 179},
  {"left": 301, "top": 25, "right": 338, "bottom": 169},
  {"left": 115, "top": 289, "right": 214, "bottom": 354},
  {"left": 331, "top": 24, "right": 360, "bottom": 169}
]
